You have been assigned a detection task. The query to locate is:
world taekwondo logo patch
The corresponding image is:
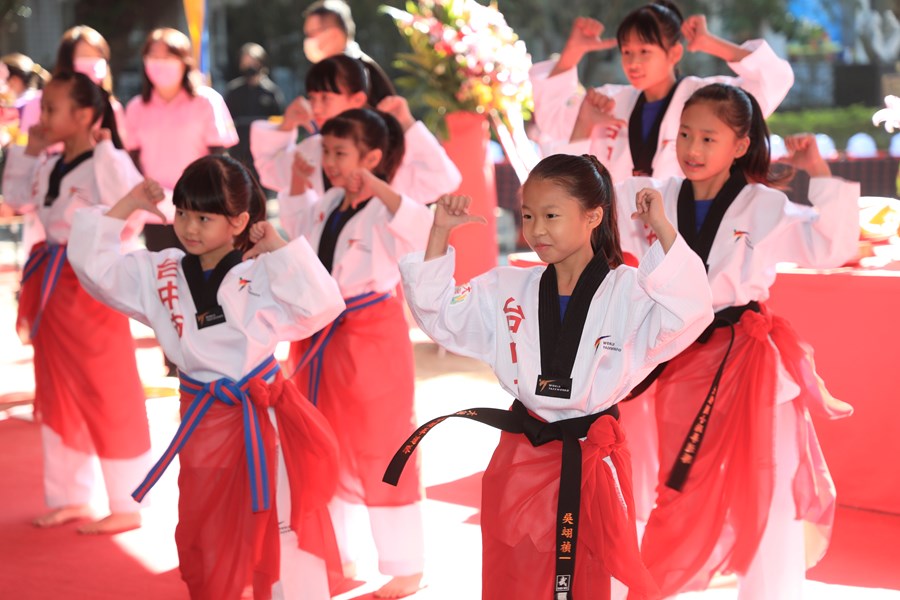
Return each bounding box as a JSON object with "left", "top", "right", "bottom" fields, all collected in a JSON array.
[
  {"left": 733, "top": 229, "right": 754, "bottom": 249},
  {"left": 595, "top": 335, "right": 621, "bottom": 353}
]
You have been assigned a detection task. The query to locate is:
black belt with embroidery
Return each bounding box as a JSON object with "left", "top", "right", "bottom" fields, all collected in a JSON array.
[
  {"left": 666, "top": 300, "right": 761, "bottom": 491},
  {"left": 383, "top": 399, "right": 620, "bottom": 600}
]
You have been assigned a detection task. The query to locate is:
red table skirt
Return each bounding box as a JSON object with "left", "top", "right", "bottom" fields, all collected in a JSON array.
[{"left": 768, "top": 265, "right": 900, "bottom": 515}]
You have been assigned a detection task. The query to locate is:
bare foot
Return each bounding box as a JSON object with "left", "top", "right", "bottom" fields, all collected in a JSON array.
[
  {"left": 342, "top": 561, "right": 358, "bottom": 579},
  {"left": 32, "top": 505, "right": 93, "bottom": 528},
  {"left": 77, "top": 512, "right": 142, "bottom": 535},
  {"left": 374, "top": 573, "right": 424, "bottom": 598}
]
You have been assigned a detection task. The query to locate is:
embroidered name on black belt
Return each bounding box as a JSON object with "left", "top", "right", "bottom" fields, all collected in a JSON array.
[{"left": 383, "top": 399, "right": 619, "bottom": 600}]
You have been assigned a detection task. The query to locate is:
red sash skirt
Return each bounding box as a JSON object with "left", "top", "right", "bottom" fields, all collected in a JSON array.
[
  {"left": 288, "top": 295, "right": 421, "bottom": 506},
  {"left": 637, "top": 306, "right": 849, "bottom": 598},
  {"left": 17, "top": 244, "right": 150, "bottom": 458},
  {"left": 175, "top": 373, "right": 341, "bottom": 600},
  {"left": 481, "top": 413, "right": 659, "bottom": 600}
]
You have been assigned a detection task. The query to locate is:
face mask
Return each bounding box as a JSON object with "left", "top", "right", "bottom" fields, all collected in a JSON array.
[
  {"left": 303, "top": 37, "right": 328, "bottom": 64},
  {"left": 74, "top": 57, "right": 108, "bottom": 85},
  {"left": 145, "top": 58, "right": 185, "bottom": 90},
  {"left": 240, "top": 66, "right": 261, "bottom": 78}
]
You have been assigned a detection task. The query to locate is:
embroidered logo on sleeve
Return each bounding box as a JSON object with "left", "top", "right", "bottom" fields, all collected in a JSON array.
[
  {"left": 239, "top": 277, "right": 251, "bottom": 291},
  {"left": 450, "top": 284, "right": 471, "bottom": 305},
  {"left": 733, "top": 229, "right": 754, "bottom": 249}
]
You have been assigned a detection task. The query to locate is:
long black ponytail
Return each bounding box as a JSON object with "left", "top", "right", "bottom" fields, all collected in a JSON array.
[{"left": 51, "top": 71, "right": 123, "bottom": 149}]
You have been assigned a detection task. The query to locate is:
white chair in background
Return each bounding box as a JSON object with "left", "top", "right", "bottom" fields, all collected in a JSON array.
[
  {"left": 889, "top": 133, "right": 900, "bottom": 157},
  {"left": 815, "top": 133, "right": 839, "bottom": 160},
  {"left": 846, "top": 132, "right": 879, "bottom": 158},
  {"left": 770, "top": 134, "right": 788, "bottom": 160}
]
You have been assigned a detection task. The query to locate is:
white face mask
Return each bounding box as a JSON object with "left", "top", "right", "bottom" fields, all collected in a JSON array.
[
  {"left": 303, "top": 37, "right": 328, "bottom": 64},
  {"left": 74, "top": 57, "right": 108, "bottom": 85},
  {"left": 144, "top": 58, "right": 185, "bottom": 90}
]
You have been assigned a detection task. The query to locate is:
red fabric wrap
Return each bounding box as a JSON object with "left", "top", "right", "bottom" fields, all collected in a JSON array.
[
  {"left": 175, "top": 372, "right": 342, "bottom": 600},
  {"left": 481, "top": 412, "right": 659, "bottom": 600},
  {"left": 637, "top": 306, "right": 847, "bottom": 598},
  {"left": 17, "top": 244, "right": 150, "bottom": 458},
  {"left": 289, "top": 294, "right": 422, "bottom": 506}
]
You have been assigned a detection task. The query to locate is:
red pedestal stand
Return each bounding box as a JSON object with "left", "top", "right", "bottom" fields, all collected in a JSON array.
[{"left": 442, "top": 111, "right": 498, "bottom": 284}]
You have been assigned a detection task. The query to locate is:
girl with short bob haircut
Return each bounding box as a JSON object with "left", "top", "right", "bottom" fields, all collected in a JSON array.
[
  {"left": 68, "top": 154, "right": 346, "bottom": 599},
  {"left": 125, "top": 27, "right": 238, "bottom": 254},
  {"left": 390, "top": 152, "right": 714, "bottom": 599}
]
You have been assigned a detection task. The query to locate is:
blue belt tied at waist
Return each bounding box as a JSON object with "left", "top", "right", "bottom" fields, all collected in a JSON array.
[
  {"left": 292, "top": 290, "right": 392, "bottom": 405},
  {"left": 132, "top": 355, "right": 280, "bottom": 512},
  {"left": 20, "top": 243, "right": 67, "bottom": 338}
]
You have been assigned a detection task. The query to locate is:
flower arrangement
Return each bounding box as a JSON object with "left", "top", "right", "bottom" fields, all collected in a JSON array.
[{"left": 380, "top": 0, "right": 534, "bottom": 142}]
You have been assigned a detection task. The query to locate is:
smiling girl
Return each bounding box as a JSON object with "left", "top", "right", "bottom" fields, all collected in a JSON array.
[
  {"left": 387, "top": 153, "right": 713, "bottom": 599},
  {"left": 2, "top": 72, "right": 149, "bottom": 535},
  {"left": 68, "top": 155, "right": 346, "bottom": 599},
  {"left": 530, "top": 1, "right": 794, "bottom": 182},
  {"left": 279, "top": 107, "right": 434, "bottom": 598},
  {"left": 615, "top": 83, "right": 858, "bottom": 598}
]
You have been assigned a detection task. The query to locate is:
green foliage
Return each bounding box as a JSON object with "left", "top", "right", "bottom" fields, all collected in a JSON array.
[{"left": 767, "top": 105, "right": 892, "bottom": 151}]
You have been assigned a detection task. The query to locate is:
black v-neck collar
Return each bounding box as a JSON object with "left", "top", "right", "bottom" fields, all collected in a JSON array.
[
  {"left": 181, "top": 250, "right": 243, "bottom": 312},
  {"left": 628, "top": 78, "right": 682, "bottom": 177},
  {"left": 45, "top": 149, "right": 94, "bottom": 207},
  {"left": 538, "top": 251, "right": 611, "bottom": 377},
  {"left": 317, "top": 195, "right": 369, "bottom": 273},
  {"left": 676, "top": 169, "right": 747, "bottom": 266}
]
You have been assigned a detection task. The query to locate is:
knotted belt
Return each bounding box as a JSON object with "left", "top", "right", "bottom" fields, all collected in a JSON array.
[
  {"left": 20, "top": 243, "right": 67, "bottom": 338},
  {"left": 132, "top": 356, "right": 280, "bottom": 512},
  {"left": 291, "top": 290, "right": 391, "bottom": 405},
  {"left": 384, "top": 399, "right": 619, "bottom": 600}
]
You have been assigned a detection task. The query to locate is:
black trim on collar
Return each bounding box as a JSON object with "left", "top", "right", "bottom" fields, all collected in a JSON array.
[
  {"left": 676, "top": 169, "right": 748, "bottom": 266},
  {"left": 628, "top": 78, "right": 682, "bottom": 177},
  {"left": 44, "top": 150, "right": 95, "bottom": 207},
  {"left": 181, "top": 249, "right": 243, "bottom": 313},
  {"left": 317, "top": 195, "right": 370, "bottom": 273},
  {"left": 538, "top": 250, "right": 611, "bottom": 378}
]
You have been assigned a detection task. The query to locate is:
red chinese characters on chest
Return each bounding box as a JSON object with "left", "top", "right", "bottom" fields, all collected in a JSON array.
[
  {"left": 503, "top": 297, "right": 525, "bottom": 385},
  {"left": 156, "top": 258, "right": 184, "bottom": 337}
]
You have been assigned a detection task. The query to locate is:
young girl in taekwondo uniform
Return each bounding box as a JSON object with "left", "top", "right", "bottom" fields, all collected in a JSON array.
[
  {"left": 250, "top": 53, "right": 460, "bottom": 205},
  {"left": 387, "top": 153, "right": 714, "bottom": 600},
  {"left": 278, "top": 107, "right": 434, "bottom": 599},
  {"left": 614, "top": 83, "right": 858, "bottom": 599},
  {"left": 1, "top": 72, "right": 150, "bottom": 534},
  {"left": 68, "top": 156, "right": 346, "bottom": 600},
  {"left": 529, "top": 0, "right": 794, "bottom": 528}
]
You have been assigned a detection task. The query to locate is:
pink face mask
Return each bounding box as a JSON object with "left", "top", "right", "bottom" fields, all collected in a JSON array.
[
  {"left": 144, "top": 58, "right": 185, "bottom": 90},
  {"left": 74, "top": 57, "right": 108, "bottom": 85}
]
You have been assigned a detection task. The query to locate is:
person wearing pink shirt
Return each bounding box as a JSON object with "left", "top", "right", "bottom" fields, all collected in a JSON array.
[{"left": 126, "top": 27, "right": 239, "bottom": 254}]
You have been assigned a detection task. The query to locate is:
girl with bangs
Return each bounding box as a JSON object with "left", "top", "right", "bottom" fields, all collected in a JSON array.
[
  {"left": 68, "top": 154, "right": 346, "bottom": 599},
  {"left": 279, "top": 107, "right": 434, "bottom": 598},
  {"left": 529, "top": 0, "right": 795, "bottom": 531},
  {"left": 251, "top": 53, "right": 460, "bottom": 206},
  {"left": 125, "top": 27, "right": 239, "bottom": 255},
  {"left": 2, "top": 71, "right": 150, "bottom": 535},
  {"left": 615, "top": 83, "right": 857, "bottom": 599}
]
